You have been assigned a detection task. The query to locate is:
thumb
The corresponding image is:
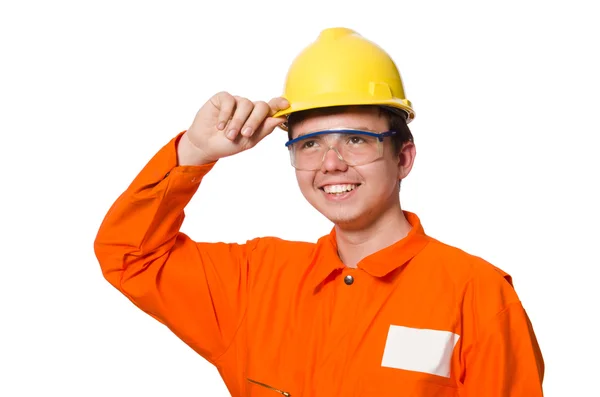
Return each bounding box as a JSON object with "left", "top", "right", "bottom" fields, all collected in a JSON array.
[
  {"left": 251, "top": 116, "right": 286, "bottom": 143},
  {"left": 268, "top": 97, "right": 290, "bottom": 116},
  {"left": 250, "top": 96, "right": 290, "bottom": 143},
  {"left": 264, "top": 116, "right": 287, "bottom": 131}
]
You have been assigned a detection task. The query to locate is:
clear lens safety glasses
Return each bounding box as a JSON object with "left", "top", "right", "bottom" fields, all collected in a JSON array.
[{"left": 284, "top": 128, "right": 397, "bottom": 171}]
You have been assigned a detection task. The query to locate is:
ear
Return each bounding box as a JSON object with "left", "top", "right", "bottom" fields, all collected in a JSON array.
[{"left": 397, "top": 141, "right": 416, "bottom": 180}]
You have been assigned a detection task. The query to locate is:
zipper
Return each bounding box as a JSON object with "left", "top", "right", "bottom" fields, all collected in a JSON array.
[{"left": 247, "top": 378, "right": 291, "bottom": 396}]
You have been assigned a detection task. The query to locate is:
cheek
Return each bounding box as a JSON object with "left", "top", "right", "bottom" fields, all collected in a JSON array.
[
  {"left": 361, "top": 164, "right": 399, "bottom": 194},
  {"left": 295, "top": 171, "right": 316, "bottom": 195}
]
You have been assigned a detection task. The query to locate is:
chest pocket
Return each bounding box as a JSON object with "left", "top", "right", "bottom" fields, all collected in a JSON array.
[
  {"left": 358, "top": 369, "right": 458, "bottom": 397},
  {"left": 360, "top": 323, "right": 460, "bottom": 395}
]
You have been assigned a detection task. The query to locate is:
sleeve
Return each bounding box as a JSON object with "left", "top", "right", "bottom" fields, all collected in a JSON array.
[
  {"left": 460, "top": 302, "right": 545, "bottom": 396},
  {"left": 458, "top": 264, "right": 545, "bottom": 396},
  {"left": 93, "top": 131, "right": 256, "bottom": 364}
]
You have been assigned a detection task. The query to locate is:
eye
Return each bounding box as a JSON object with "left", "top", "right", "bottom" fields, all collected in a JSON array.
[
  {"left": 300, "top": 139, "right": 318, "bottom": 149},
  {"left": 348, "top": 135, "right": 366, "bottom": 144}
]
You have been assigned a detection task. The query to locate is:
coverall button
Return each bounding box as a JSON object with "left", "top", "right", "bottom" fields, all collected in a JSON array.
[{"left": 344, "top": 275, "right": 354, "bottom": 285}]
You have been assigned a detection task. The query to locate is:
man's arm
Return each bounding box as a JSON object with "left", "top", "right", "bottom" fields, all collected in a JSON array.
[
  {"left": 460, "top": 301, "right": 545, "bottom": 396},
  {"left": 94, "top": 92, "right": 288, "bottom": 362},
  {"left": 93, "top": 131, "right": 256, "bottom": 363},
  {"left": 457, "top": 261, "right": 545, "bottom": 396}
]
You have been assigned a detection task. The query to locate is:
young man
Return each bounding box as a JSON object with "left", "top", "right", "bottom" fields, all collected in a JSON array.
[{"left": 94, "top": 28, "right": 544, "bottom": 396}]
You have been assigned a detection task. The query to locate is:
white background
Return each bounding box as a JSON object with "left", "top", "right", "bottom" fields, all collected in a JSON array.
[{"left": 1, "top": 0, "right": 598, "bottom": 395}]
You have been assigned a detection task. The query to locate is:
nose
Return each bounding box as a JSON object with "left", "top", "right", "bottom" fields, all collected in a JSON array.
[{"left": 320, "top": 146, "right": 348, "bottom": 173}]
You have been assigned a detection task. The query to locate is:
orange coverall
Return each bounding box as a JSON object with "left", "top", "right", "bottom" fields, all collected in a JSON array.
[{"left": 94, "top": 132, "right": 545, "bottom": 396}]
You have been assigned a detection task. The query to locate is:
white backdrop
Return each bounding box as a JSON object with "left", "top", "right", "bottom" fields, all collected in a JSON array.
[{"left": 1, "top": 0, "right": 598, "bottom": 396}]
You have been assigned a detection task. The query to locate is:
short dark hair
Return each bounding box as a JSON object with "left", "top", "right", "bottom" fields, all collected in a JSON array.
[
  {"left": 286, "top": 105, "right": 413, "bottom": 154},
  {"left": 379, "top": 106, "right": 414, "bottom": 154}
]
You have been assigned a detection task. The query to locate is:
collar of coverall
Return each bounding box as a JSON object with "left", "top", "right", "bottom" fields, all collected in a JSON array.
[{"left": 309, "top": 211, "right": 431, "bottom": 290}]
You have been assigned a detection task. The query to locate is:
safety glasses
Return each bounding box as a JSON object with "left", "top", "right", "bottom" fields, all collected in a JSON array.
[{"left": 284, "top": 128, "right": 397, "bottom": 171}]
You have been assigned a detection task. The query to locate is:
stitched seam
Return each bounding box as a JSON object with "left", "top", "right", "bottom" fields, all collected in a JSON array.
[{"left": 468, "top": 300, "right": 523, "bottom": 349}]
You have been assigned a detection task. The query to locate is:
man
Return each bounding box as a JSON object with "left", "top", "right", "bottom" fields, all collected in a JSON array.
[{"left": 94, "top": 28, "right": 544, "bottom": 396}]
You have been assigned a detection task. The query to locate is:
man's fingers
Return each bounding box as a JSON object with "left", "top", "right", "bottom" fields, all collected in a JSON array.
[
  {"left": 239, "top": 101, "right": 271, "bottom": 138},
  {"left": 207, "top": 94, "right": 289, "bottom": 148},
  {"left": 250, "top": 116, "right": 286, "bottom": 145},
  {"left": 263, "top": 116, "right": 287, "bottom": 134},
  {"left": 211, "top": 92, "right": 236, "bottom": 130},
  {"left": 268, "top": 97, "right": 290, "bottom": 116},
  {"left": 251, "top": 97, "right": 290, "bottom": 143},
  {"left": 225, "top": 96, "right": 255, "bottom": 140}
]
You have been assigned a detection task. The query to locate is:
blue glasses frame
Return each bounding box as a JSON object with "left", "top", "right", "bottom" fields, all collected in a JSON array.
[{"left": 284, "top": 128, "right": 398, "bottom": 147}]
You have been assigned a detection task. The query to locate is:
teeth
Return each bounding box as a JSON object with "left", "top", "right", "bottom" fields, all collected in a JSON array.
[{"left": 323, "top": 184, "right": 358, "bottom": 194}]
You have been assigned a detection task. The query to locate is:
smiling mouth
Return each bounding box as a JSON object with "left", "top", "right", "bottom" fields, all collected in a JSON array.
[{"left": 320, "top": 184, "right": 361, "bottom": 195}]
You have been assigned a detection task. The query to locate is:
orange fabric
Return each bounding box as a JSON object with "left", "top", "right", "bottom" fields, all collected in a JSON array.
[{"left": 94, "top": 132, "right": 544, "bottom": 396}]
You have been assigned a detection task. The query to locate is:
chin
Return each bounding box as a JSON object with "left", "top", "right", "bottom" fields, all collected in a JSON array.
[
  {"left": 300, "top": 185, "right": 377, "bottom": 229},
  {"left": 315, "top": 203, "right": 370, "bottom": 229}
]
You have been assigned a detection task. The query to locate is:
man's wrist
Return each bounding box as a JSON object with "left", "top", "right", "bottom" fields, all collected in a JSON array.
[{"left": 176, "top": 131, "right": 216, "bottom": 166}]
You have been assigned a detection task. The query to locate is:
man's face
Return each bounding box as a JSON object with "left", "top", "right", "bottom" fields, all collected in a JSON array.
[{"left": 289, "top": 106, "right": 415, "bottom": 230}]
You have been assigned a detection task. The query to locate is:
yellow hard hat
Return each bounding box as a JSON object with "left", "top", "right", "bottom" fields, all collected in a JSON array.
[{"left": 273, "top": 27, "right": 415, "bottom": 128}]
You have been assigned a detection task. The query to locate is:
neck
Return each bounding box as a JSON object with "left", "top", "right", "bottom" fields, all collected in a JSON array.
[{"left": 335, "top": 204, "right": 412, "bottom": 268}]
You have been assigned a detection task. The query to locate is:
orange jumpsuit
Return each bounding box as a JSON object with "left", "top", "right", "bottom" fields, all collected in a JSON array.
[{"left": 94, "top": 132, "right": 544, "bottom": 396}]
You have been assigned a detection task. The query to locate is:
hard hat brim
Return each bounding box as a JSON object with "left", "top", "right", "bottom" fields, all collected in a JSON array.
[{"left": 273, "top": 97, "right": 415, "bottom": 131}]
